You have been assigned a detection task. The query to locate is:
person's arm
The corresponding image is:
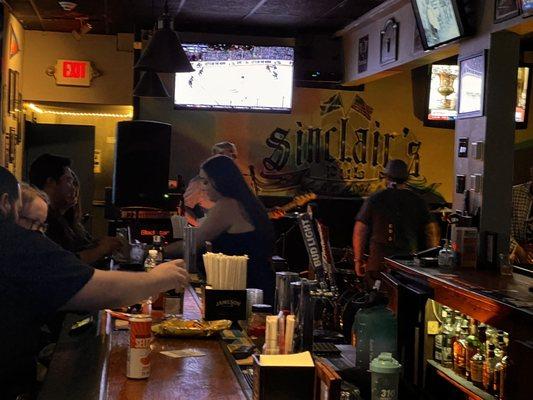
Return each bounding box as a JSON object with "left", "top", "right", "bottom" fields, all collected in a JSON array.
[
  {"left": 353, "top": 221, "right": 368, "bottom": 277},
  {"left": 60, "top": 260, "right": 188, "bottom": 311},
  {"left": 195, "top": 197, "right": 234, "bottom": 246},
  {"left": 78, "top": 236, "right": 123, "bottom": 264}
]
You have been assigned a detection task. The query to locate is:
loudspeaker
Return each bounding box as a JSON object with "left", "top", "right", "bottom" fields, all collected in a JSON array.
[
  {"left": 113, "top": 120, "right": 171, "bottom": 208},
  {"left": 294, "top": 34, "right": 343, "bottom": 87}
]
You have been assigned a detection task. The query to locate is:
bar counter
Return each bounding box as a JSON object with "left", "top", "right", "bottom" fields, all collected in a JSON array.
[
  {"left": 383, "top": 257, "right": 533, "bottom": 339},
  {"left": 39, "top": 287, "right": 247, "bottom": 400},
  {"left": 383, "top": 257, "right": 533, "bottom": 400}
]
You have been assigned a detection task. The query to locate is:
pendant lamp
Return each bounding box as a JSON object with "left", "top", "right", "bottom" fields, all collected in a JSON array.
[
  {"left": 133, "top": 70, "right": 170, "bottom": 98},
  {"left": 134, "top": 2, "right": 193, "bottom": 73}
]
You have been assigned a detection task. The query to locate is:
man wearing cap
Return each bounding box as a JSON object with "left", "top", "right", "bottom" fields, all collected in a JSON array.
[{"left": 352, "top": 159, "right": 439, "bottom": 280}]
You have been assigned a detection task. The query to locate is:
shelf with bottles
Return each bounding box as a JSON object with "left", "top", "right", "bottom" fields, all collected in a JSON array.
[{"left": 425, "top": 300, "right": 508, "bottom": 400}]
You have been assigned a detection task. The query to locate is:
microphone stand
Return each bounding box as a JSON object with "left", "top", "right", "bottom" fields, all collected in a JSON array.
[{"left": 274, "top": 216, "right": 300, "bottom": 261}]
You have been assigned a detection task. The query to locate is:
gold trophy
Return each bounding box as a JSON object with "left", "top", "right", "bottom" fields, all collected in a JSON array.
[{"left": 437, "top": 70, "right": 457, "bottom": 109}]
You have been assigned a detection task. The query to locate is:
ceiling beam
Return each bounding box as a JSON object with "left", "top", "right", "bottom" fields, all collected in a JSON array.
[
  {"left": 176, "top": 0, "right": 187, "bottom": 15},
  {"left": 243, "top": 0, "right": 268, "bottom": 21},
  {"left": 28, "top": 0, "right": 45, "bottom": 30},
  {"left": 321, "top": 0, "right": 349, "bottom": 18}
]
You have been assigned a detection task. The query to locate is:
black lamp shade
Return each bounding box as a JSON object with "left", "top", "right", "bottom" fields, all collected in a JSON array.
[
  {"left": 133, "top": 70, "right": 170, "bottom": 98},
  {"left": 134, "top": 28, "right": 194, "bottom": 73}
]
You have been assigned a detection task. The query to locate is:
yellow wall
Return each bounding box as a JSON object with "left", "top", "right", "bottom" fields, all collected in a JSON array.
[
  {"left": 141, "top": 69, "right": 455, "bottom": 202},
  {"left": 363, "top": 72, "right": 454, "bottom": 201},
  {"left": 1, "top": 12, "right": 25, "bottom": 177},
  {"left": 22, "top": 31, "right": 133, "bottom": 105},
  {"left": 25, "top": 104, "right": 132, "bottom": 201}
]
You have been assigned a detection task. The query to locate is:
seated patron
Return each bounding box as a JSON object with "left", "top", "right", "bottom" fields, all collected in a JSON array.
[
  {"left": 29, "top": 153, "right": 122, "bottom": 264},
  {"left": 510, "top": 167, "right": 533, "bottom": 265},
  {"left": 18, "top": 183, "right": 49, "bottom": 233},
  {"left": 0, "top": 166, "right": 189, "bottom": 399}
]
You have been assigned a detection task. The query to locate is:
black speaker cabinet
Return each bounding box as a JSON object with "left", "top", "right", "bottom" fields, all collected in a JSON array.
[
  {"left": 113, "top": 120, "right": 171, "bottom": 208},
  {"left": 294, "top": 34, "right": 343, "bottom": 87}
]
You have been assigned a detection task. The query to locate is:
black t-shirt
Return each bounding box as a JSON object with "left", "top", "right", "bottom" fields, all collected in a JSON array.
[
  {"left": 356, "top": 188, "right": 431, "bottom": 270},
  {"left": 0, "top": 221, "right": 94, "bottom": 396}
]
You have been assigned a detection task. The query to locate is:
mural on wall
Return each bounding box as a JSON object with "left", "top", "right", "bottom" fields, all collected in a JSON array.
[{"left": 255, "top": 92, "right": 445, "bottom": 203}]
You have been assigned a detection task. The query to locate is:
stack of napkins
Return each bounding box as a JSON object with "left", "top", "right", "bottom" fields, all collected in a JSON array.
[{"left": 259, "top": 351, "right": 314, "bottom": 367}]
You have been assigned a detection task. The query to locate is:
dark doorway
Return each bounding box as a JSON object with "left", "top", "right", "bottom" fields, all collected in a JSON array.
[{"left": 24, "top": 122, "right": 96, "bottom": 219}]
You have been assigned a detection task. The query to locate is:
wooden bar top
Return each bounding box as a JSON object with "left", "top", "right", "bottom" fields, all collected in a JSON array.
[
  {"left": 384, "top": 258, "right": 533, "bottom": 340},
  {"left": 105, "top": 287, "right": 246, "bottom": 400}
]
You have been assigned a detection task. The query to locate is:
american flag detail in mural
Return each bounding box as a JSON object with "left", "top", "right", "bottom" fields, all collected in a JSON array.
[
  {"left": 320, "top": 93, "right": 343, "bottom": 116},
  {"left": 351, "top": 95, "right": 373, "bottom": 120}
]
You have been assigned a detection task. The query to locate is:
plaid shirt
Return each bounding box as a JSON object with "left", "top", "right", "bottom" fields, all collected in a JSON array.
[{"left": 510, "top": 182, "right": 533, "bottom": 251}]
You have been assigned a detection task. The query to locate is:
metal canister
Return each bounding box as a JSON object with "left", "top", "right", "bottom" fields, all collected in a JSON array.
[
  {"left": 164, "top": 289, "right": 184, "bottom": 316},
  {"left": 127, "top": 316, "right": 152, "bottom": 379},
  {"left": 274, "top": 271, "right": 300, "bottom": 313}
]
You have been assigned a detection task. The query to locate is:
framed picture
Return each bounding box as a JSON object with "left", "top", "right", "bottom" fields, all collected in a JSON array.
[
  {"left": 411, "top": 0, "right": 466, "bottom": 50},
  {"left": 7, "top": 69, "right": 18, "bottom": 116},
  {"left": 495, "top": 0, "right": 521, "bottom": 22},
  {"left": 521, "top": 0, "right": 533, "bottom": 16},
  {"left": 380, "top": 18, "right": 399, "bottom": 65},
  {"left": 16, "top": 92, "right": 23, "bottom": 144},
  {"left": 457, "top": 50, "right": 487, "bottom": 119},
  {"left": 358, "top": 35, "right": 369, "bottom": 73},
  {"left": 314, "top": 361, "right": 341, "bottom": 400}
]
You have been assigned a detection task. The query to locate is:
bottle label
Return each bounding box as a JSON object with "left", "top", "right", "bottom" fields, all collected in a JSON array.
[
  {"left": 471, "top": 362, "right": 483, "bottom": 383},
  {"left": 442, "top": 347, "right": 452, "bottom": 362}
]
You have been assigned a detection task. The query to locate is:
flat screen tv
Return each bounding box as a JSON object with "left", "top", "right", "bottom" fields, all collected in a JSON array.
[
  {"left": 174, "top": 43, "right": 294, "bottom": 112},
  {"left": 516, "top": 66, "right": 531, "bottom": 128},
  {"left": 424, "top": 64, "right": 531, "bottom": 129},
  {"left": 426, "top": 63, "right": 460, "bottom": 126},
  {"left": 411, "top": 0, "right": 466, "bottom": 50}
]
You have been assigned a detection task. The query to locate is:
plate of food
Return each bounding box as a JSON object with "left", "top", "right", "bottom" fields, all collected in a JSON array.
[{"left": 152, "top": 318, "right": 232, "bottom": 337}]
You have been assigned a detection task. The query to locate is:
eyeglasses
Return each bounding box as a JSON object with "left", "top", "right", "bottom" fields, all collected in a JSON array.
[{"left": 18, "top": 216, "right": 48, "bottom": 233}]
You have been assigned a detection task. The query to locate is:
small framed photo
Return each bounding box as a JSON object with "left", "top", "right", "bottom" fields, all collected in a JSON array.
[
  {"left": 457, "top": 50, "right": 487, "bottom": 119},
  {"left": 314, "top": 361, "right": 341, "bottom": 400},
  {"left": 495, "top": 0, "right": 521, "bottom": 22},
  {"left": 380, "top": 18, "right": 399, "bottom": 65},
  {"left": 358, "top": 35, "right": 369, "bottom": 73},
  {"left": 7, "top": 69, "right": 17, "bottom": 116}
]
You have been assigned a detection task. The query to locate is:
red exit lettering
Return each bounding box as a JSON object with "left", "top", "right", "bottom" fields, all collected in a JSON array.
[{"left": 62, "top": 61, "right": 86, "bottom": 79}]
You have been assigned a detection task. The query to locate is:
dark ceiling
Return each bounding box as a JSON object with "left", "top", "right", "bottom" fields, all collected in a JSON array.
[{"left": 4, "top": 0, "right": 386, "bottom": 37}]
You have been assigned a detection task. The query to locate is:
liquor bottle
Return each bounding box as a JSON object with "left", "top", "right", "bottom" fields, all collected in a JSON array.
[
  {"left": 495, "top": 330, "right": 506, "bottom": 361},
  {"left": 438, "top": 239, "right": 454, "bottom": 267},
  {"left": 478, "top": 324, "right": 487, "bottom": 357},
  {"left": 144, "top": 249, "right": 158, "bottom": 272},
  {"left": 434, "top": 323, "right": 443, "bottom": 364},
  {"left": 441, "top": 317, "right": 454, "bottom": 368},
  {"left": 453, "top": 325, "right": 468, "bottom": 376},
  {"left": 470, "top": 350, "right": 484, "bottom": 388},
  {"left": 483, "top": 344, "right": 497, "bottom": 395},
  {"left": 465, "top": 322, "right": 480, "bottom": 380},
  {"left": 152, "top": 235, "right": 164, "bottom": 263},
  {"left": 494, "top": 353, "right": 507, "bottom": 399}
]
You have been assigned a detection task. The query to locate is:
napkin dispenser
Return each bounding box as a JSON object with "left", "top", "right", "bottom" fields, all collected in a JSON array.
[
  {"left": 252, "top": 354, "right": 315, "bottom": 400},
  {"left": 204, "top": 287, "right": 247, "bottom": 322}
]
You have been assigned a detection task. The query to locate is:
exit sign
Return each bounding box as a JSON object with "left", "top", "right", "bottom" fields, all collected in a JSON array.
[{"left": 55, "top": 59, "right": 92, "bottom": 86}]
